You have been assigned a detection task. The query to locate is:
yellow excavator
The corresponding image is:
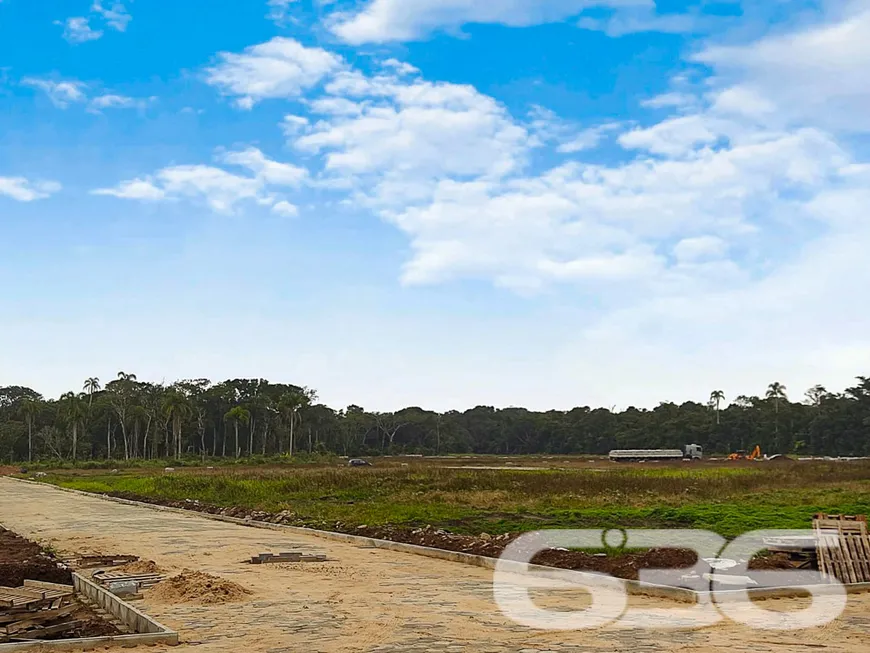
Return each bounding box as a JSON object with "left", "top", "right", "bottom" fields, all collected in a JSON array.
[{"left": 728, "top": 445, "right": 762, "bottom": 461}]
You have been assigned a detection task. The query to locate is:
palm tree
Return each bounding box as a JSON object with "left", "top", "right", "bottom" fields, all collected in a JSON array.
[
  {"left": 19, "top": 398, "right": 39, "bottom": 462},
  {"left": 224, "top": 406, "right": 250, "bottom": 458},
  {"left": 766, "top": 382, "right": 788, "bottom": 442},
  {"left": 83, "top": 377, "right": 101, "bottom": 408},
  {"left": 766, "top": 382, "right": 787, "bottom": 414},
  {"left": 163, "top": 391, "right": 190, "bottom": 459},
  {"left": 709, "top": 390, "right": 725, "bottom": 425},
  {"left": 60, "top": 392, "right": 86, "bottom": 462}
]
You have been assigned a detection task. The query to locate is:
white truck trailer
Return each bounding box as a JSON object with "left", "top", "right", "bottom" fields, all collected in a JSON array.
[{"left": 608, "top": 444, "right": 703, "bottom": 462}]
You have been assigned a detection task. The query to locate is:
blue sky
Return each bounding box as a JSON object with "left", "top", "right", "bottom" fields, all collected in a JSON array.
[{"left": 2, "top": 0, "right": 870, "bottom": 411}]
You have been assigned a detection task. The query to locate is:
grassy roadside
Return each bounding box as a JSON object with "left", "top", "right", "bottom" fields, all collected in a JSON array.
[{"left": 32, "top": 461, "right": 870, "bottom": 539}]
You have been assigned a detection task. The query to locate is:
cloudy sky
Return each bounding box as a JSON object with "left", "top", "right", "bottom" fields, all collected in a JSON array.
[{"left": 2, "top": 0, "right": 869, "bottom": 411}]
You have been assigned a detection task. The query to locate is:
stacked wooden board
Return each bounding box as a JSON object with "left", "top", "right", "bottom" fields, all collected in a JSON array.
[
  {"left": 0, "top": 580, "right": 79, "bottom": 642},
  {"left": 251, "top": 552, "right": 328, "bottom": 564},
  {"left": 63, "top": 554, "right": 139, "bottom": 569},
  {"left": 813, "top": 514, "right": 870, "bottom": 583},
  {"left": 92, "top": 570, "right": 164, "bottom": 589}
]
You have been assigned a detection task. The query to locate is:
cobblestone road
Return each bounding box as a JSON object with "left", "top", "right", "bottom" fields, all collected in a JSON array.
[{"left": 1, "top": 478, "right": 867, "bottom": 652}]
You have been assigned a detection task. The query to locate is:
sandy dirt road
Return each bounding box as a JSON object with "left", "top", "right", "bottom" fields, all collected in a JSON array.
[{"left": 0, "top": 478, "right": 868, "bottom": 653}]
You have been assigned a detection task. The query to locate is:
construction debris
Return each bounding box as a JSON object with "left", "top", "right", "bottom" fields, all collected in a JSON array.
[
  {"left": 0, "top": 580, "right": 78, "bottom": 642},
  {"left": 63, "top": 554, "right": 139, "bottom": 569},
  {"left": 92, "top": 570, "right": 165, "bottom": 591},
  {"left": 814, "top": 514, "right": 870, "bottom": 584},
  {"left": 250, "top": 551, "right": 328, "bottom": 564}
]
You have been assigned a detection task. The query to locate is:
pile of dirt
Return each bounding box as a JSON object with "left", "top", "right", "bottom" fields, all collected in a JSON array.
[
  {"left": 531, "top": 547, "right": 698, "bottom": 580},
  {"left": 0, "top": 527, "right": 72, "bottom": 587},
  {"left": 0, "top": 528, "right": 121, "bottom": 641},
  {"left": 116, "top": 559, "right": 161, "bottom": 574},
  {"left": 150, "top": 570, "right": 251, "bottom": 605}
]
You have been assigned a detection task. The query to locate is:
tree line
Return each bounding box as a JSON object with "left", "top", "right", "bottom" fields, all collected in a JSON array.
[{"left": 0, "top": 373, "right": 869, "bottom": 463}]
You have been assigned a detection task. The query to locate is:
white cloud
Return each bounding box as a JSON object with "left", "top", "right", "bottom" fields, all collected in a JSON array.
[
  {"left": 23, "top": 79, "right": 152, "bottom": 113},
  {"left": 380, "top": 126, "right": 848, "bottom": 290},
  {"left": 91, "top": 2, "right": 132, "bottom": 32},
  {"left": 330, "top": 0, "right": 652, "bottom": 43},
  {"left": 381, "top": 58, "right": 420, "bottom": 75},
  {"left": 267, "top": 0, "right": 299, "bottom": 24},
  {"left": 92, "top": 148, "right": 305, "bottom": 214},
  {"left": 22, "top": 78, "right": 87, "bottom": 108},
  {"left": 618, "top": 115, "right": 725, "bottom": 157},
  {"left": 673, "top": 235, "right": 727, "bottom": 262},
  {"left": 94, "top": 165, "right": 264, "bottom": 213},
  {"left": 307, "top": 96, "right": 364, "bottom": 116},
  {"left": 92, "top": 178, "right": 166, "bottom": 201},
  {"left": 296, "top": 72, "right": 529, "bottom": 186},
  {"left": 271, "top": 200, "right": 299, "bottom": 217},
  {"left": 88, "top": 94, "right": 154, "bottom": 112},
  {"left": 221, "top": 147, "right": 307, "bottom": 186},
  {"left": 527, "top": 105, "right": 619, "bottom": 153},
  {"left": 58, "top": 17, "right": 103, "bottom": 44},
  {"left": 695, "top": 4, "right": 870, "bottom": 132},
  {"left": 558, "top": 124, "right": 621, "bottom": 153},
  {"left": 205, "top": 37, "right": 345, "bottom": 108},
  {"left": 282, "top": 114, "right": 310, "bottom": 135},
  {"left": 0, "top": 177, "right": 61, "bottom": 202},
  {"left": 263, "top": 46, "right": 845, "bottom": 293},
  {"left": 577, "top": 9, "right": 708, "bottom": 37},
  {"left": 641, "top": 92, "right": 697, "bottom": 110}
]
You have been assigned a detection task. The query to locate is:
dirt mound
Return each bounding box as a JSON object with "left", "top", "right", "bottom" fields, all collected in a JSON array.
[
  {"left": 116, "top": 559, "right": 161, "bottom": 574},
  {"left": 150, "top": 570, "right": 250, "bottom": 605},
  {"left": 531, "top": 547, "right": 698, "bottom": 580},
  {"left": 0, "top": 527, "right": 72, "bottom": 587}
]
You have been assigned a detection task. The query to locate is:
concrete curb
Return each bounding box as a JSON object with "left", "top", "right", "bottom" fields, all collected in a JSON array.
[
  {"left": 0, "top": 571, "right": 178, "bottom": 652},
  {"left": 11, "top": 478, "right": 870, "bottom": 604}
]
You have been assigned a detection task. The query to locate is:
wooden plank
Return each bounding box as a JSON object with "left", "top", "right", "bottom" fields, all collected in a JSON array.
[
  {"left": 3, "top": 606, "right": 77, "bottom": 635},
  {"left": 813, "top": 523, "right": 833, "bottom": 579},
  {"left": 93, "top": 573, "right": 161, "bottom": 582},
  {"left": 838, "top": 521, "right": 858, "bottom": 583},
  {"left": 849, "top": 523, "right": 870, "bottom": 581},
  {"left": 0, "top": 591, "right": 44, "bottom": 602},
  {"left": 21, "top": 582, "right": 72, "bottom": 595},
  {"left": 9, "top": 620, "right": 82, "bottom": 640},
  {"left": 849, "top": 524, "right": 868, "bottom": 582},
  {"left": 814, "top": 515, "right": 870, "bottom": 584}
]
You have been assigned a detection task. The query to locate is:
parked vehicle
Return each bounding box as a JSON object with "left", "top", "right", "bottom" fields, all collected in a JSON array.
[
  {"left": 348, "top": 458, "right": 372, "bottom": 467},
  {"left": 609, "top": 444, "right": 703, "bottom": 462}
]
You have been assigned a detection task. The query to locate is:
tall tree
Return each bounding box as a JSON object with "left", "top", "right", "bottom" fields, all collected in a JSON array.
[
  {"left": 709, "top": 390, "right": 725, "bottom": 425},
  {"left": 766, "top": 382, "right": 788, "bottom": 413},
  {"left": 163, "top": 390, "right": 190, "bottom": 459},
  {"left": 279, "top": 388, "right": 315, "bottom": 457},
  {"left": 60, "top": 392, "right": 86, "bottom": 462},
  {"left": 224, "top": 406, "right": 250, "bottom": 458},
  {"left": 766, "top": 381, "right": 788, "bottom": 443},
  {"left": 18, "top": 398, "right": 39, "bottom": 462},
  {"left": 107, "top": 371, "right": 138, "bottom": 459},
  {"left": 83, "top": 377, "right": 101, "bottom": 409}
]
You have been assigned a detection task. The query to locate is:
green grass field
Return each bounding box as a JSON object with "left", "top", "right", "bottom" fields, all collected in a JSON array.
[{"left": 34, "top": 459, "right": 870, "bottom": 539}]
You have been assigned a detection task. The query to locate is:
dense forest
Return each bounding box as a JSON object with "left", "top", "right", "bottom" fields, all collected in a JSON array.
[{"left": 0, "top": 374, "right": 869, "bottom": 463}]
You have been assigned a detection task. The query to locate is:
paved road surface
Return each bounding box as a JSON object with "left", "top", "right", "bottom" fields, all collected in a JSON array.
[{"left": 0, "top": 478, "right": 868, "bottom": 652}]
